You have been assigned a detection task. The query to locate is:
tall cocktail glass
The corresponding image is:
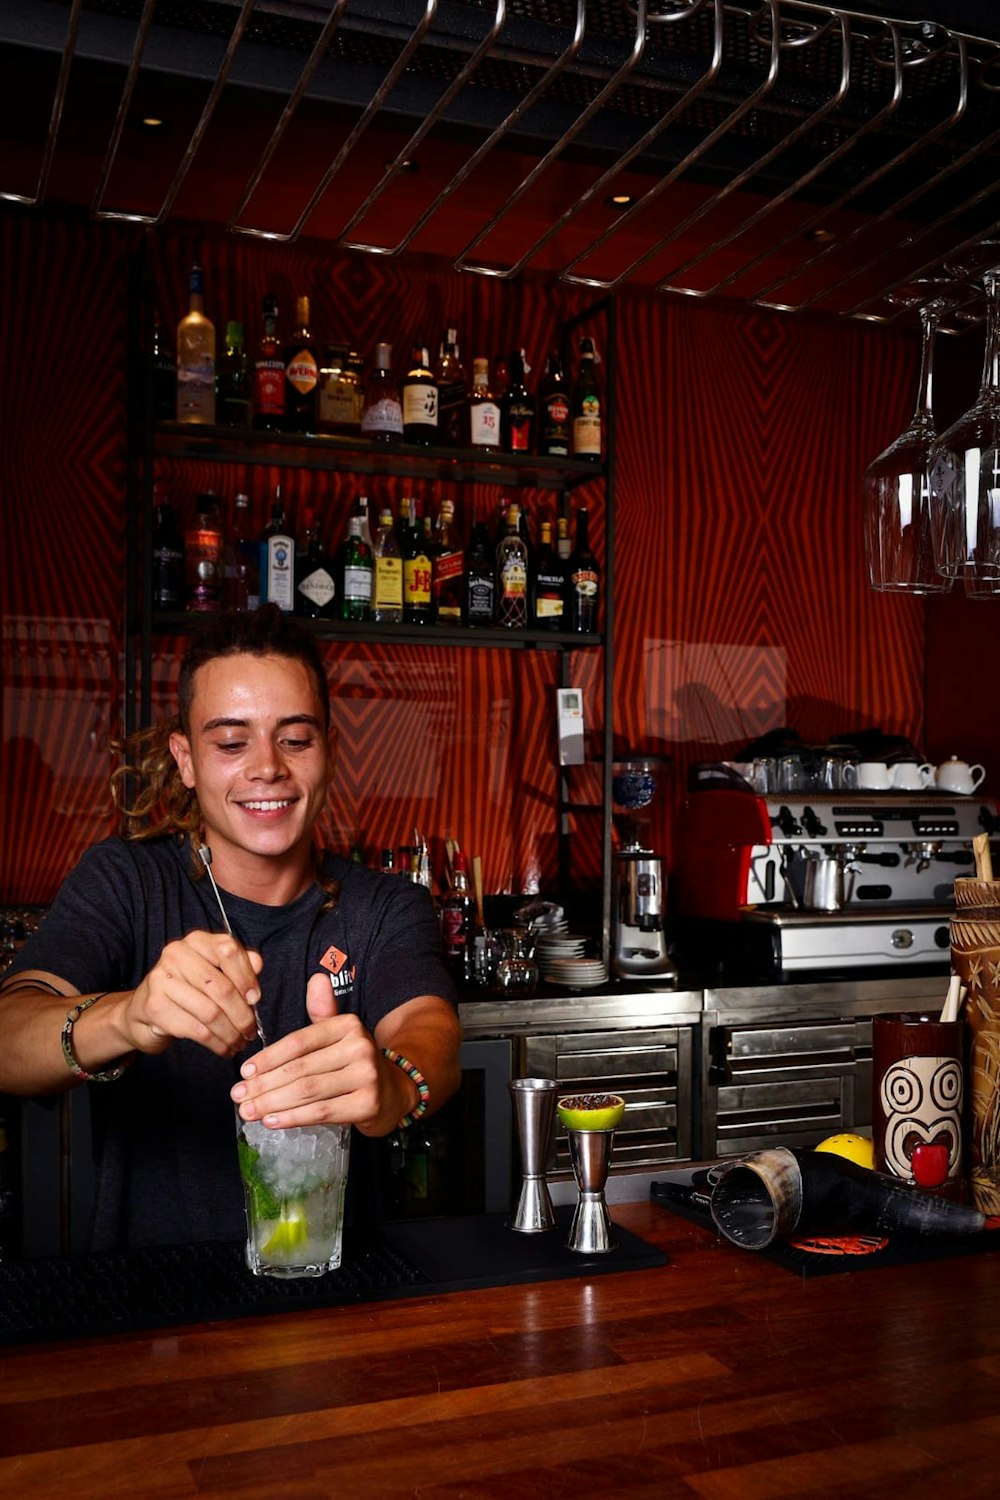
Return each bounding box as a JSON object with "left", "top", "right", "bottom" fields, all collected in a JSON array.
[{"left": 236, "top": 1110, "right": 350, "bottom": 1278}]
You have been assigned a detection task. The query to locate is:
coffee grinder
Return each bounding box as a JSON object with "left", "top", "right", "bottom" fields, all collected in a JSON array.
[{"left": 611, "top": 757, "right": 676, "bottom": 980}]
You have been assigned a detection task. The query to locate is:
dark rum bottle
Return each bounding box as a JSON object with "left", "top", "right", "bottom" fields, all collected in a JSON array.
[
  {"left": 501, "top": 350, "right": 535, "bottom": 454},
  {"left": 253, "top": 295, "right": 285, "bottom": 432},
  {"left": 284, "top": 295, "right": 319, "bottom": 433},
  {"left": 538, "top": 350, "right": 571, "bottom": 457}
]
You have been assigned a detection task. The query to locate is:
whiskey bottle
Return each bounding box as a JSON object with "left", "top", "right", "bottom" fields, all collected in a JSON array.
[
  {"left": 530, "top": 519, "right": 566, "bottom": 630},
  {"left": 347, "top": 349, "right": 365, "bottom": 428},
  {"left": 295, "top": 506, "right": 336, "bottom": 618},
  {"left": 433, "top": 498, "right": 464, "bottom": 626},
  {"left": 373, "top": 505, "right": 404, "bottom": 623},
  {"left": 253, "top": 295, "right": 285, "bottom": 432},
  {"left": 566, "top": 506, "right": 599, "bottom": 632},
  {"left": 284, "top": 295, "right": 319, "bottom": 433},
  {"left": 152, "top": 497, "right": 184, "bottom": 611},
  {"left": 260, "top": 488, "right": 295, "bottom": 613},
  {"left": 218, "top": 321, "right": 251, "bottom": 427},
  {"left": 468, "top": 357, "right": 501, "bottom": 451},
  {"left": 176, "top": 263, "right": 215, "bottom": 425},
  {"left": 501, "top": 351, "right": 534, "bottom": 454},
  {"left": 496, "top": 503, "right": 528, "bottom": 629},
  {"left": 538, "top": 350, "right": 571, "bottom": 456},
  {"left": 340, "top": 510, "right": 373, "bottom": 621},
  {"left": 572, "top": 335, "right": 602, "bottom": 460},
  {"left": 402, "top": 346, "right": 439, "bottom": 445},
  {"left": 318, "top": 342, "right": 360, "bottom": 437},
  {"left": 402, "top": 511, "right": 434, "bottom": 625},
  {"left": 435, "top": 328, "right": 466, "bottom": 446},
  {"left": 184, "top": 492, "right": 224, "bottom": 611},
  {"left": 464, "top": 521, "right": 496, "bottom": 627},
  {"left": 227, "top": 492, "right": 260, "bottom": 611},
  {"left": 360, "top": 342, "right": 403, "bottom": 442}
]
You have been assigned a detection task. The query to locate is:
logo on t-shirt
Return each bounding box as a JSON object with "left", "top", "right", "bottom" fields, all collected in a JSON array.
[{"left": 319, "top": 943, "right": 355, "bottom": 1002}]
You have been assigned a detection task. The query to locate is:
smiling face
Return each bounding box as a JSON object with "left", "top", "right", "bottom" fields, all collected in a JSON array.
[{"left": 168, "top": 652, "right": 334, "bottom": 902}]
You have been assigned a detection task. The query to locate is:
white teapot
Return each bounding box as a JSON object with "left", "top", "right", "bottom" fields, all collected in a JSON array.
[{"left": 934, "top": 756, "right": 986, "bottom": 795}]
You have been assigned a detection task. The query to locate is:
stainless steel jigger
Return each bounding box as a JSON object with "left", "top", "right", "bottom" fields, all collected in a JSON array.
[
  {"left": 508, "top": 1078, "right": 558, "bottom": 1232},
  {"left": 566, "top": 1128, "right": 617, "bottom": 1254}
]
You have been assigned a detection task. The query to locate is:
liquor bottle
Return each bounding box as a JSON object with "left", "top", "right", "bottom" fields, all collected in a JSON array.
[
  {"left": 501, "top": 350, "right": 535, "bottom": 454},
  {"left": 402, "top": 345, "right": 439, "bottom": 445},
  {"left": 226, "top": 492, "right": 260, "bottom": 611},
  {"left": 435, "top": 328, "right": 466, "bottom": 446},
  {"left": 346, "top": 349, "right": 366, "bottom": 427},
  {"left": 340, "top": 510, "right": 373, "bottom": 621},
  {"left": 152, "top": 323, "right": 176, "bottom": 422},
  {"left": 295, "top": 505, "right": 336, "bottom": 618},
  {"left": 439, "top": 849, "right": 474, "bottom": 983},
  {"left": 402, "top": 511, "right": 433, "bottom": 625},
  {"left": 556, "top": 513, "right": 572, "bottom": 562},
  {"left": 360, "top": 342, "right": 403, "bottom": 442},
  {"left": 176, "top": 263, "right": 215, "bottom": 424},
  {"left": 357, "top": 493, "right": 374, "bottom": 552},
  {"left": 152, "top": 497, "right": 184, "bottom": 611},
  {"left": 468, "top": 357, "right": 501, "bottom": 451},
  {"left": 566, "top": 506, "right": 599, "bottom": 632},
  {"left": 537, "top": 350, "right": 571, "bottom": 457},
  {"left": 318, "top": 342, "right": 361, "bottom": 437},
  {"left": 496, "top": 503, "right": 528, "bottom": 629},
  {"left": 372, "top": 504, "right": 404, "bottom": 623},
  {"left": 572, "top": 335, "right": 602, "bottom": 460},
  {"left": 380, "top": 848, "right": 396, "bottom": 875},
  {"left": 284, "top": 295, "right": 319, "bottom": 433},
  {"left": 433, "top": 498, "right": 464, "bottom": 625},
  {"left": 253, "top": 295, "right": 285, "bottom": 432},
  {"left": 217, "top": 320, "right": 251, "bottom": 427},
  {"left": 530, "top": 519, "right": 566, "bottom": 630},
  {"left": 260, "top": 487, "right": 295, "bottom": 613},
  {"left": 493, "top": 353, "right": 510, "bottom": 404},
  {"left": 464, "top": 520, "right": 496, "bottom": 627},
  {"left": 396, "top": 494, "right": 413, "bottom": 549},
  {"left": 184, "top": 491, "right": 224, "bottom": 611}
]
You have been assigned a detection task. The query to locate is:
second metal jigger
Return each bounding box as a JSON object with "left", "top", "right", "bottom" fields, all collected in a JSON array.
[
  {"left": 566, "top": 1127, "right": 617, "bottom": 1254},
  {"left": 508, "top": 1078, "right": 559, "bottom": 1232}
]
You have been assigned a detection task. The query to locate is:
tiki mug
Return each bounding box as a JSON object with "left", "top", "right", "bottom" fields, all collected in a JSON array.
[{"left": 951, "top": 877, "right": 1000, "bottom": 1215}]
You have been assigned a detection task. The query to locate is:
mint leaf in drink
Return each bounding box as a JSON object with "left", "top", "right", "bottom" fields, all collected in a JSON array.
[{"left": 237, "top": 1136, "right": 282, "bottom": 1220}]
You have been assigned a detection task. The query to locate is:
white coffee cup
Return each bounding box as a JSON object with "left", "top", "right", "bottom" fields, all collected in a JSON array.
[
  {"left": 890, "top": 762, "right": 927, "bottom": 792},
  {"left": 935, "top": 756, "right": 986, "bottom": 795},
  {"left": 857, "top": 761, "right": 891, "bottom": 791}
]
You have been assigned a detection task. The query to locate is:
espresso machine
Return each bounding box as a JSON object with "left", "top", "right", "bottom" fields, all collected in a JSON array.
[
  {"left": 673, "top": 765, "right": 998, "bottom": 976},
  {"left": 611, "top": 758, "right": 677, "bottom": 980}
]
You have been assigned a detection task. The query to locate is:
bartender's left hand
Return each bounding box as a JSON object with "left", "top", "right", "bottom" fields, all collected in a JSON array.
[{"left": 230, "top": 972, "right": 397, "bottom": 1133}]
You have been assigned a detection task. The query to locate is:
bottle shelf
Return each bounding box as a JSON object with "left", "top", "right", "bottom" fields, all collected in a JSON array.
[
  {"left": 148, "top": 611, "right": 602, "bottom": 651},
  {"left": 153, "top": 423, "right": 605, "bottom": 491}
]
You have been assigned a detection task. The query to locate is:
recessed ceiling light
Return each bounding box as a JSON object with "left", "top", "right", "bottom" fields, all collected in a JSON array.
[
  {"left": 134, "top": 115, "right": 171, "bottom": 135},
  {"left": 391, "top": 158, "right": 419, "bottom": 174},
  {"left": 606, "top": 193, "right": 634, "bottom": 209},
  {"left": 805, "top": 226, "right": 836, "bottom": 243}
]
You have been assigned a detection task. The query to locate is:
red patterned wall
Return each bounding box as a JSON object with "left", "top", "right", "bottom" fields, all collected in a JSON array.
[{"left": 1, "top": 205, "right": 945, "bottom": 908}]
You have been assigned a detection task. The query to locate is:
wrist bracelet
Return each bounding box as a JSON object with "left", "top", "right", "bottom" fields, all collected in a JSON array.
[
  {"left": 382, "top": 1047, "right": 430, "bottom": 1128},
  {"left": 61, "top": 994, "right": 131, "bottom": 1083}
]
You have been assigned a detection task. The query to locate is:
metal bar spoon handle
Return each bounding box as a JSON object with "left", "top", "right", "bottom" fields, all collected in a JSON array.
[
  {"left": 196, "top": 844, "right": 267, "bottom": 1047},
  {"left": 508, "top": 1078, "right": 558, "bottom": 1232},
  {"left": 566, "top": 1127, "right": 617, "bottom": 1254}
]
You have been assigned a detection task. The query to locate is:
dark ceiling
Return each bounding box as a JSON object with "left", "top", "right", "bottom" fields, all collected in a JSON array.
[{"left": 3, "top": 1, "right": 1000, "bottom": 321}]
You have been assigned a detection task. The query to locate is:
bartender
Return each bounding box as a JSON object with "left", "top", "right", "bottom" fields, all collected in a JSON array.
[{"left": 0, "top": 605, "right": 462, "bottom": 1250}]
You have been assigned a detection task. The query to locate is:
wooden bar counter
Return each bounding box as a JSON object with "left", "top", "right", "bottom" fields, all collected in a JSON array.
[{"left": 2, "top": 1200, "right": 1000, "bottom": 1498}]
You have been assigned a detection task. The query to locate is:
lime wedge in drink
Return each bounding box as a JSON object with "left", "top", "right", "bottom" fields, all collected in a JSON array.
[{"left": 262, "top": 1201, "right": 309, "bottom": 1257}]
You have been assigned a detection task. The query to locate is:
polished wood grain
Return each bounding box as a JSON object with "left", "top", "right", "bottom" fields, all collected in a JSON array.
[{"left": 2, "top": 1202, "right": 999, "bottom": 1498}]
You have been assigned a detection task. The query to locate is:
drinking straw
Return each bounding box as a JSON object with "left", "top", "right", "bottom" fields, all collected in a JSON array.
[
  {"left": 973, "top": 832, "right": 994, "bottom": 881},
  {"left": 940, "top": 974, "right": 962, "bottom": 1023}
]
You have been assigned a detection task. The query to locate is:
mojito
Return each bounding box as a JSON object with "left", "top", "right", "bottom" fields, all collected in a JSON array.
[{"left": 236, "top": 1112, "right": 350, "bottom": 1278}]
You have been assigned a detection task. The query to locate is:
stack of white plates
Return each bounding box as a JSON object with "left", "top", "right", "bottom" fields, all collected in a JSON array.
[
  {"left": 534, "top": 934, "right": 587, "bottom": 979},
  {"left": 542, "top": 956, "right": 610, "bottom": 989}
]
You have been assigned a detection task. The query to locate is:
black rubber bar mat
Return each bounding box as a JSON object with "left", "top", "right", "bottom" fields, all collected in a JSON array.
[
  {"left": 651, "top": 1179, "right": 1000, "bottom": 1278},
  {"left": 0, "top": 1208, "right": 665, "bottom": 1346}
]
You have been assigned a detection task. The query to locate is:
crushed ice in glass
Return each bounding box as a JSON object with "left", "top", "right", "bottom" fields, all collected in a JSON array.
[{"left": 242, "top": 1120, "right": 349, "bottom": 1196}]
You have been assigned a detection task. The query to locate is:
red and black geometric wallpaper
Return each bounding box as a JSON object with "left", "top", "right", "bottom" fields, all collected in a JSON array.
[{"left": 2, "top": 204, "right": 994, "bottom": 908}]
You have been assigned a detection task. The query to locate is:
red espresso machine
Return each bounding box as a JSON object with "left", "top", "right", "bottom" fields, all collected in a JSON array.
[{"left": 673, "top": 766, "right": 996, "bottom": 977}]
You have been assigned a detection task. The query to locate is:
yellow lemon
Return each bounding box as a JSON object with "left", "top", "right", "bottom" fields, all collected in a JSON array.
[
  {"left": 557, "top": 1093, "right": 625, "bottom": 1131},
  {"left": 815, "top": 1133, "right": 875, "bottom": 1169},
  {"left": 262, "top": 1203, "right": 309, "bottom": 1256}
]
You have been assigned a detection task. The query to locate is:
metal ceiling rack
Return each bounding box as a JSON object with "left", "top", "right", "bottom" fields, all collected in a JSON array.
[{"left": 3, "top": 0, "right": 1000, "bottom": 320}]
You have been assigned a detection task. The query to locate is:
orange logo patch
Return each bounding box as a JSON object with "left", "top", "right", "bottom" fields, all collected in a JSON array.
[{"left": 319, "top": 945, "right": 349, "bottom": 976}]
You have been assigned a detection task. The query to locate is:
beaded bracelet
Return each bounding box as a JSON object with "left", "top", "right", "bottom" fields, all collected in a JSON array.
[
  {"left": 61, "top": 994, "right": 131, "bottom": 1083},
  {"left": 382, "top": 1047, "right": 430, "bottom": 1128}
]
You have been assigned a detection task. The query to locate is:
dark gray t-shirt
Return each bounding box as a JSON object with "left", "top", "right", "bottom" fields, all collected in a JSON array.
[{"left": 6, "top": 836, "right": 458, "bottom": 1250}]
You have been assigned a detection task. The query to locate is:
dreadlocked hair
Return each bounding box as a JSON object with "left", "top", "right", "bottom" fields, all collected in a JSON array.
[{"left": 109, "top": 606, "right": 340, "bottom": 909}]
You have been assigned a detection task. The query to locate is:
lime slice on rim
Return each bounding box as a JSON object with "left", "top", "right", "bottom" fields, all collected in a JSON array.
[{"left": 261, "top": 1202, "right": 309, "bottom": 1257}]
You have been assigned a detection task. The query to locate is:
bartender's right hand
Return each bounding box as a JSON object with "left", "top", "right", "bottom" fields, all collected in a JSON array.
[{"left": 120, "top": 932, "right": 264, "bottom": 1057}]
